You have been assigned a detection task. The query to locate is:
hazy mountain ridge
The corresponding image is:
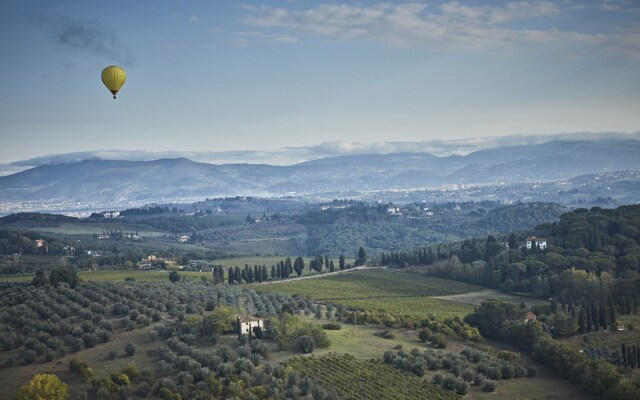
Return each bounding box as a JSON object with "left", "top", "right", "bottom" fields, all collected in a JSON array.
[{"left": 1, "top": 140, "right": 639, "bottom": 204}]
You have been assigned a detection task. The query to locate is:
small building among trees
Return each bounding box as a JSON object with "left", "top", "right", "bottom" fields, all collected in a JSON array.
[
  {"left": 236, "top": 315, "right": 264, "bottom": 335},
  {"left": 526, "top": 237, "right": 548, "bottom": 250}
]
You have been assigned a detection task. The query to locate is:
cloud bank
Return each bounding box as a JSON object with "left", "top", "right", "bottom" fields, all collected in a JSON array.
[
  {"left": 6, "top": 132, "right": 639, "bottom": 173},
  {"left": 241, "top": 1, "right": 639, "bottom": 56}
]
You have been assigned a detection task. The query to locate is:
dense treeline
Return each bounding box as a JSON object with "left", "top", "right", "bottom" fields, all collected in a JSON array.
[
  {"left": 225, "top": 254, "right": 350, "bottom": 285},
  {"left": 119, "top": 206, "right": 178, "bottom": 216},
  {"left": 465, "top": 300, "right": 640, "bottom": 400},
  {"left": 384, "top": 205, "right": 640, "bottom": 317},
  {"left": 0, "top": 212, "right": 78, "bottom": 226},
  {"left": 304, "top": 201, "right": 564, "bottom": 256}
]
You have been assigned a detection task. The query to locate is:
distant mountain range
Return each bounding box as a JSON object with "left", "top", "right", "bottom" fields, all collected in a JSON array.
[{"left": 1, "top": 139, "right": 639, "bottom": 207}]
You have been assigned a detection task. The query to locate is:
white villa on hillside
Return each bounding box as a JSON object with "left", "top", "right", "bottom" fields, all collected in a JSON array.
[
  {"left": 526, "top": 237, "right": 548, "bottom": 250},
  {"left": 237, "top": 315, "right": 265, "bottom": 335}
]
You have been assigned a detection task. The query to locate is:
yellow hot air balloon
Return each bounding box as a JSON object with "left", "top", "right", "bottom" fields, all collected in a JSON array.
[{"left": 101, "top": 66, "right": 126, "bottom": 99}]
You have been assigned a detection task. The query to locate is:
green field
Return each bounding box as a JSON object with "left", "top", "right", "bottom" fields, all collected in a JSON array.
[{"left": 254, "top": 269, "right": 479, "bottom": 318}]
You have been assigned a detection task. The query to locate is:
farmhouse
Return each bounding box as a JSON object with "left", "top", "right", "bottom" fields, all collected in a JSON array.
[
  {"left": 178, "top": 235, "right": 190, "bottom": 243},
  {"left": 387, "top": 206, "right": 401, "bottom": 215},
  {"left": 525, "top": 311, "right": 538, "bottom": 323},
  {"left": 526, "top": 237, "right": 548, "bottom": 250},
  {"left": 237, "top": 315, "right": 265, "bottom": 335}
]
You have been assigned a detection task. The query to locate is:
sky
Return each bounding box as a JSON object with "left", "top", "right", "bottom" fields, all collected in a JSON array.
[{"left": 0, "top": 0, "right": 639, "bottom": 164}]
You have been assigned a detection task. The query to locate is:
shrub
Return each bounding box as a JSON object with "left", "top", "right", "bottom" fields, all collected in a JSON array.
[
  {"left": 69, "top": 358, "right": 96, "bottom": 382},
  {"left": 501, "top": 364, "right": 515, "bottom": 379},
  {"left": 137, "top": 382, "right": 151, "bottom": 397},
  {"left": 22, "top": 350, "right": 37, "bottom": 365},
  {"left": 97, "top": 330, "right": 112, "bottom": 343},
  {"left": 483, "top": 380, "right": 498, "bottom": 392},
  {"left": 431, "top": 333, "right": 447, "bottom": 348},
  {"left": 473, "top": 373, "right": 485, "bottom": 386},
  {"left": 462, "top": 369, "right": 474, "bottom": 382},
  {"left": 432, "top": 372, "right": 444, "bottom": 384},
  {"left": 111, "top": 372, "right": 131, "bottom": 386},
  {"left": 92, "top": 377, "right": 119, "bottom": 393},
  {"left": 123, "top": 362, "right": 139, "bottom": 379},
  {"left": 526, "top": 365, "right": 538, "bottom": 377},
  {"left": 376, "top": 329, "right": 395, "bottom": 339},
  {"left": 383, "top": 350, "right": 395, "bottom": 363},
  {"left": 16, "top": 374, "right": 68, "bottom": 400},
  {"left": 44, "top": 349, "right": 55, "bottom": 362},
  {"left": 442, "top": 375, "right": 457, "bottom": 391},
  {"left": 321, "top": 322, "right": 341, "bottom": 330},
  {"left": 96, "top": 387, "right": 111, "bottom": 400},
  {"left": 455, "top": 379, "right": 469, "bottom": 395},
  {"left": 82, "top": 333, "right": 99, "bottom": 348},
  {"left": 411, "top": 363, "right": 426, "bottom": 377},
  {"left": 297, "top": 335, "right": 315, "bottom": 353},
  {"left": 140, "top": 367, "right": 155, "bottom": 384},
  {"left": 419, "top": 328, "right": 432, "bottom": 343},
  {"left": 106, "top": 350, "right": 118, "bottom": 360},
  {"left": 125, "top": 342, "right": 137, "bottom": 356}
]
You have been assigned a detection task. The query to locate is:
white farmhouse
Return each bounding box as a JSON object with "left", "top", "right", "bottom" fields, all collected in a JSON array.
[
  {"left": 237, "top": 315, "right": 265, "bottom": 335},
  {"left": 526, "top": 237, "right": 547, "bottom": 250}
]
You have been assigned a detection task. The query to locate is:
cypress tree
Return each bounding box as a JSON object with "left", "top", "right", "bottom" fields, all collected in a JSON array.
[{"left": 600, "top": 302, "right": 608, "bottom": 329}]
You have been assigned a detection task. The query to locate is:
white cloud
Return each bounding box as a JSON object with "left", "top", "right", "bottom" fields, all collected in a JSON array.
[
  {"left": 241, "top": 1, "right": 638, "bottom": 55},
  {"left": 234, "top": 31, "right": 298, "bottom": 44},
  {"left": 8, "top": 132, "right": 640, "bottom": 169},
  {"left": 189, "top": 15, "right": 201, "bottom": 24}
]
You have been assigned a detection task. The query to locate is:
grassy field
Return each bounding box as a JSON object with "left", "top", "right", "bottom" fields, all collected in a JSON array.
[
  {"left": 294, "top": 317, "right": 592, "bottom": 400},
  {"left": 436, "top": 289, "right": 547, "bottom": 307},
  {"left": 254, "top": 269, "right": 479, "bottom": 319}
]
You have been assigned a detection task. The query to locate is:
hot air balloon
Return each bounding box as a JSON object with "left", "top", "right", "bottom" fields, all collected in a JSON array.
[{"left": 101, "top": 66, "right": 126, "bottom": 99}]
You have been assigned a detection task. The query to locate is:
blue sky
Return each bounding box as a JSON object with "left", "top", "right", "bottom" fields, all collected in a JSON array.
[{"left": 0, "top": 0, "right": 639, "bottom": 163}]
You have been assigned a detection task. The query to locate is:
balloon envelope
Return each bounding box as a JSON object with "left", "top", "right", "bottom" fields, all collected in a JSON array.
[{"left": 101, "top": 66, "right": 126, "bottom": 99}]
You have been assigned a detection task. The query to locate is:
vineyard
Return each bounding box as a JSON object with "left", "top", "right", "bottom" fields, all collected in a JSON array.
[
  {"left": 290, "top": 353, "right": 460, "bottom": 400},
  {"left": 255, "top": 269, "right": 480, "bottom": 318}
]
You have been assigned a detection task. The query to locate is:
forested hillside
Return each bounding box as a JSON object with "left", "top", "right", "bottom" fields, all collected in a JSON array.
[
  {"left": 301, "top": 202, "right": 565, "bottom": 255},
  {"left": 384, "top": 204, "right": 640, "bottom": 293}
]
